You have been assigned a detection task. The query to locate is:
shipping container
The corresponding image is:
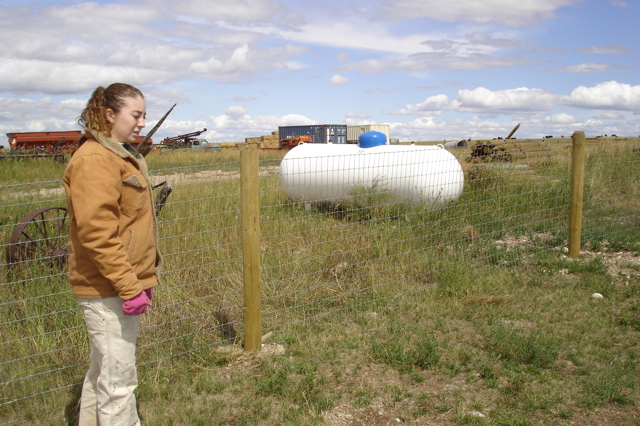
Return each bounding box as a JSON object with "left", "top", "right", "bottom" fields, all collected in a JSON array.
[
  {"left": 346, "top": 124, "right": 390, "bottom": 144},
  {"left": 278, "top": 124, "right": 347, "bottom": 145}
]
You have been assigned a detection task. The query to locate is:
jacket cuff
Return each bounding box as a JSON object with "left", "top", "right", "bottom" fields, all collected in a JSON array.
[{"left": 116, "top": 272, "right": 144, "bottom": 300}]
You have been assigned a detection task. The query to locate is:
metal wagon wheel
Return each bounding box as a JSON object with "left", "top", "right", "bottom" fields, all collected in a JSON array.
[
  {"left": 5, "top": 183, "right": 171, "bottom": 267},
  {"left": 6, "top": 206, "right": 69, "bottom": 266}
]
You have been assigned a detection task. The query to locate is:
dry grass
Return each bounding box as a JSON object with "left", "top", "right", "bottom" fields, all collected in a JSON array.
[{"left": 1, "top": 138, "right": 639, "bottom": 425}]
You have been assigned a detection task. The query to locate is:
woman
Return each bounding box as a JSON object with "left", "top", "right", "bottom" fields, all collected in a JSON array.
[{"left": 63, "top": 83, "right": 161, "bottom": 426}]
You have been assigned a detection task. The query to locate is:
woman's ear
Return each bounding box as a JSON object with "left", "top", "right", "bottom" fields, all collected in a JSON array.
[{"left": 105, "top": 108, "right": 115, "bottom": 125}]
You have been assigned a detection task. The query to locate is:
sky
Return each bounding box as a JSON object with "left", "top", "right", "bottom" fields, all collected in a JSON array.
[{"left": 0, "top": 0, "right": 638, "bottom": 145}]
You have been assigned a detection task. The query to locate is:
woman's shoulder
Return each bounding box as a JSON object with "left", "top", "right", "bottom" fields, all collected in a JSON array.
[
  {"left": 66, "top": 140, "right": 125, "bottom": 173},
  {"left": 72, "top": 139, "right": 123, "bottom": 160}
]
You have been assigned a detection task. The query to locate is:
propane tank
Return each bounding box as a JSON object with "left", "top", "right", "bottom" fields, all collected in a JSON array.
[{"left": 279, "top": 136, "right": 464, "bottom": 207}]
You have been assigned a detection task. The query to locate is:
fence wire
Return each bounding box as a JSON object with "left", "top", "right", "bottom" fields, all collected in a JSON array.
[{"left": 1, "top": 137, "right": 639, "bottom": 423}]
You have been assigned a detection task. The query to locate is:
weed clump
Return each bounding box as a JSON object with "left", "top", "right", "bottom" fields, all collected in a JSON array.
[
  {"left": 371, "top": 336, "right": 441, "bottom": 373},
  {"left": 484, "top": 323, "right": 560, "bottom": 368}
]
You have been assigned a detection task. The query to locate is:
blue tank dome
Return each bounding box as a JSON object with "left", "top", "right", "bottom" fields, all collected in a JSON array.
[{"left": 358, "top": 131, "right": 387, "bottom": 148}]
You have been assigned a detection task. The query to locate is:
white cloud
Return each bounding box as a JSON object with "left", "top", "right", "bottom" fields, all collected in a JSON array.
[
  {"left": 582, "top": 118, "right": 605, "bottom": 131},
  {"left": 564, "top": 63, "right": 609, "bottom": 73},
  {"left": 284, "top": 61, "right": 310, "bottom": 71},
  {"left": 379, "top": 0, "right": 580, "bottom": 27},
  {"left": 188, "top": 44, "right": 308, "bottom": 81},
  {"left": 190, "top": 44, "right": 251, "bottom": 74},
  {"left": 593, "top": 111, "right": 626, "bottom": 120},
  {"left": 329, "top": 74, "right": 349, "bottom": 85},
  {"left": 565, "top": 81, "right": 640, "bottom": 111},
  {"left": 278, "top": 114, "right": 318, "bottom": 126},
  {"left": 205, "top": 110, "right": 317, "bottom": 142},
  {"left": 159, "top": 120, "right": 209, "bottom": 137},
  {"left": 224, "top": 106, "right": 249, "bottom": 119},
  {"left": 160, "top": 0, "right": 287, "bottom": 22},
  {"left": 389, "top": 117, "right": 445, "bottom": 140},
  {"left": 34, "top": 3, "right": 163, "bottom": 41},
  {"left": 389, "top": 117, "right": 516, "bottom": 141},
  {"left": 450, "top": 87, "right": 558, "bottom": 114},
  {"left": 0, "top": 60, "right": 172, "bottom": 95},
  {"left": 0, "top": 2, "right": 307, "bottom": 94},
  {"left": 545, "top": 113, "right": 578, "bottom": 124},
  {"left": 342, "top": 52, "right": 533, "bottom": 74},
  {"left": 610, "top": 0, "right": 630, "bottom": 7},
  {"left": 0, "top": 96, "right": 83, "bottom": 135},
  {"left": 343, "top": 110, "right": 372, "bottom": 125},
  {"left": 270, "top": 20, "right": 433, "bottom": 55},
  {"left": 578, "top": 44, "right": 630, "bottom": 54},
  {"left": 391, "top": 94, "right": 449, "bottom": 115}
]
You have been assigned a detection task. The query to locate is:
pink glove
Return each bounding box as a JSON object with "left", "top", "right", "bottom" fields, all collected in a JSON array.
[{"left": 123, "top": 291, "right": 151, "bottom": 315}]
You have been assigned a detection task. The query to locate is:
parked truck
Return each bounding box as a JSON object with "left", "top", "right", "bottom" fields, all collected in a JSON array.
[{"left": 160, "top": 128, "right": 208, "bottom": 149}]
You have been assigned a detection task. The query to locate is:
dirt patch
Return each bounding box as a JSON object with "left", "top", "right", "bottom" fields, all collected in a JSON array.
[
  {"left": 498, "top": 233, "right": 640, "bottom": 284},
  {"left": 582, "top": 247, "right": 640, "bottom": 284},
  {"left": 153, "top": 165, "right": 279, "bottom": 186},
  {"left": 324, "top": 404, "right": 455, "bottom": 425}
]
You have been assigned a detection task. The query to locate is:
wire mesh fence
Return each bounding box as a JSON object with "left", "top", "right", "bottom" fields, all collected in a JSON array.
[{"left": 1, "top": 135, "right": 639, "bottom": 423}]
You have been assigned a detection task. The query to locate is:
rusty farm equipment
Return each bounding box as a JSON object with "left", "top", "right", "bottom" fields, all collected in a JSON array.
[
  {"left": 3, "top": 131, "right": 80, "bottom": 162},
  {"left": 5, "top": 206, "right": 70, "bottom": 267},
  {"left": 3, "top": 131, "right": 153, "bottom": 162},
  {"left": 279, "top": 134, "right": 311, "bottom": 150},
  {"left": 0, "top": 149, "right": 68, "bottom": 163},
  {"left": 465, "top": 123, "right": 528, "bottom": 163},
  {"left": 7, "top": 131, "right": 81, "bottom": 152},
  {"left": 5, "top": 182, "right": 173, "bottom": 267},
  {"left": 466, "top": 140, "right": 528, "bottom": 163},
  {"left": 160, "top": 128, "right": 208, "bottom": 150}
]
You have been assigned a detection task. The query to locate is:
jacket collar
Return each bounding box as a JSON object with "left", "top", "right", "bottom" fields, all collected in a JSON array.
[
  {"left": 87, "top": 129, "right": 144, "bottom": 162},
  {"left": 85, "top": 130, "right": 150, "bottom": 178}
]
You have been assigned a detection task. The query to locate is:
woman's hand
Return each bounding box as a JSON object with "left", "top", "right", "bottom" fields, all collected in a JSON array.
[{"left": 123, "top": 291, "right": 151, "bottom": 315}]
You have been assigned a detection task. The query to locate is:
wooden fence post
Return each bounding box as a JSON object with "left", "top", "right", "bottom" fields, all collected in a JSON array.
[
  {"left": 240, "top": 143, "right": 262, "bottom": 351},
  {"left": 568, "top": 131, "right": 585, "bottom": 257}
]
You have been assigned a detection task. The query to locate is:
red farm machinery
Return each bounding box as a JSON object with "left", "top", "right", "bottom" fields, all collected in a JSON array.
[
  {"left": 3, "top": 131, "right": 152, "bottom": 161},
  {"left": 279, "top": 134, "right": 311, "bottom": 149}
]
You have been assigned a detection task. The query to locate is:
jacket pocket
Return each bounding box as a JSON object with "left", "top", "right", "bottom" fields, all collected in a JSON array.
[
  {"left": 122, "top": 173, "right": 149, "bottom": 215},
  {"left": 125, "top": 229, "right": 141, "bottom": 264}
]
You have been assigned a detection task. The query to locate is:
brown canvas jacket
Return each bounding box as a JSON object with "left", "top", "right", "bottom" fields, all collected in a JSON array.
[{"left": 63, "top": 131, "right": 161, "bottom": 300}]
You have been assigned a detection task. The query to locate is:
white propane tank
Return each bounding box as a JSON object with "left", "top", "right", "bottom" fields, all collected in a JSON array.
[{"left": 279, "top": 134, "right": 464, "bottom": 207}]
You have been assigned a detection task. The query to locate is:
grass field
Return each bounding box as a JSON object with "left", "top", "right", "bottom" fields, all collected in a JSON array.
[{"left": 1, "top": 137, "right": 639, "bottom": 425}]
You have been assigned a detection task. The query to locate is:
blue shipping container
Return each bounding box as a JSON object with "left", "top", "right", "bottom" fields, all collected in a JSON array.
[{"left": 278, "top": 125, "right": 347, "bottom": 145}]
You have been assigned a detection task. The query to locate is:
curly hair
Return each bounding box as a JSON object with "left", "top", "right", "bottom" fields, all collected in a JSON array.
[{"left": 77, "top": 83, "right": 144, "bottom": 138}]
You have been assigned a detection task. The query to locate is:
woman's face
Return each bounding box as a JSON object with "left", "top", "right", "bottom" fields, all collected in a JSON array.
[{"left": 106, "top": 95, "right": 146, "bottom": 144}]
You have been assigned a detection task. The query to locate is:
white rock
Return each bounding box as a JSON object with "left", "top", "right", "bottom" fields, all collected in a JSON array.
[
  {"left": 591, "top": 293, "right": 604, "bottom": 299},
  {"left": 261, "top": 343, "right": 286, "bottom": 355}
]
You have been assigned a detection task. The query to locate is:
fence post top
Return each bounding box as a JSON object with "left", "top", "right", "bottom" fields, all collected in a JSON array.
[{"left": 240, "top": 142, "right": 260, "bottom": 150}]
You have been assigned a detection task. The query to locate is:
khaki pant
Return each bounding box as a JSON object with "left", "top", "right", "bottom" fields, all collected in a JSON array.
[{"left": 76, "top": 297, "right": 141, "bottom": 426}]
